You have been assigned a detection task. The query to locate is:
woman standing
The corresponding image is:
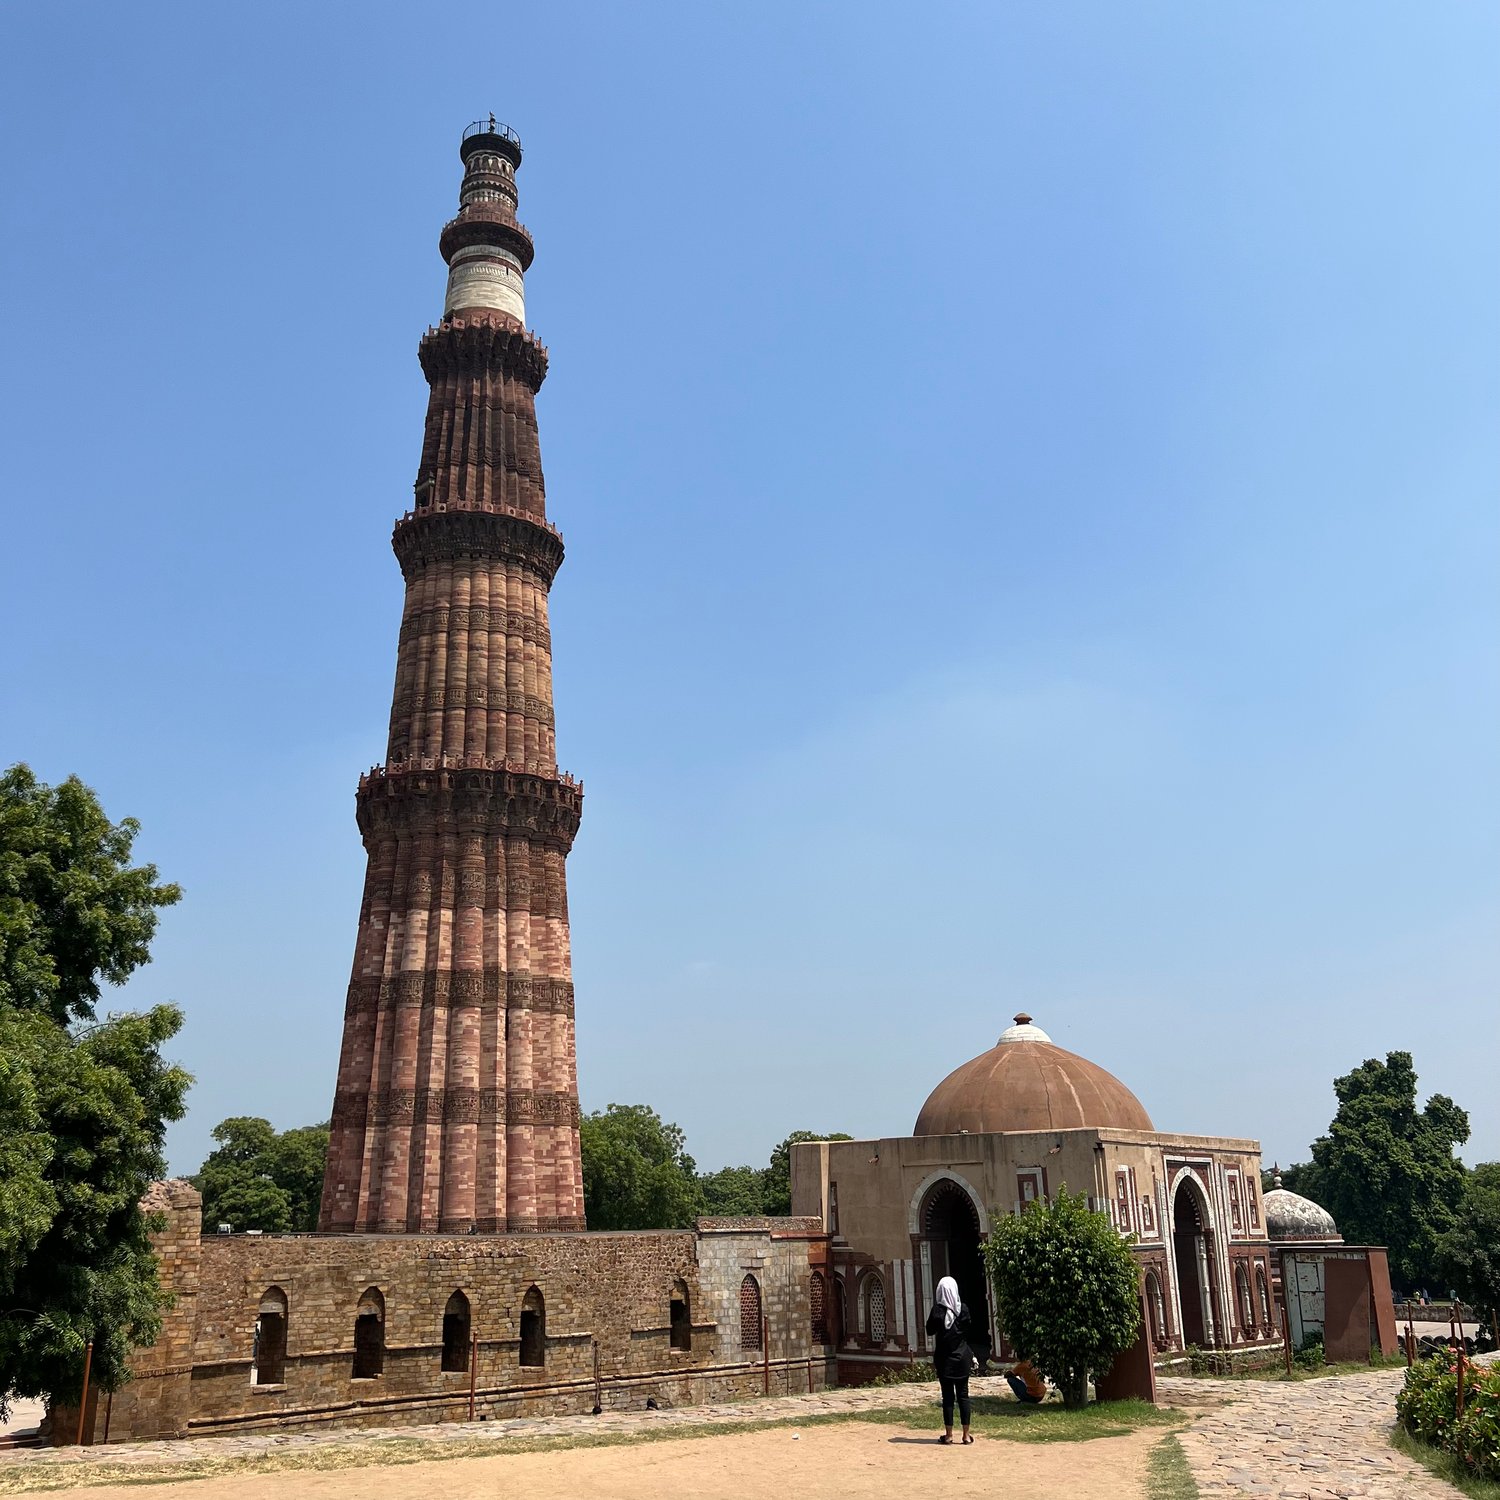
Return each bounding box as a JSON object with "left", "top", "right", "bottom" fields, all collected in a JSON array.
[{"left": 925, "top": 1275, "right": 976, "bottom": 1444}]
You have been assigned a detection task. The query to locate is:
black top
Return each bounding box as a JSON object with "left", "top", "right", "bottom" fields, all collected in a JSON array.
[{"left": 924, "top": 1302, "right": 976, "bottom": 1380}]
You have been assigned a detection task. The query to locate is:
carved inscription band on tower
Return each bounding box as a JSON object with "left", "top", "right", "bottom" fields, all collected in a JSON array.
[{"left": 320, "top": 122, "right": 586, "bottom": 1234}]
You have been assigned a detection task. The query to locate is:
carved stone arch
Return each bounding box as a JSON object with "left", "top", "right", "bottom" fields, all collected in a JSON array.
[
  {"left": 1168, "top": 1167, "right": 1216, "bottom": 1236},
  {"left": 906, "top": 1169, "right": 989, "bottom": 1236}
]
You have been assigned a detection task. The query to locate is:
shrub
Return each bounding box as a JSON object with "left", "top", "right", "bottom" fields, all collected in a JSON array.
[
  {"left": 982, "top": 1186, "right": 1141, "bottom": 1408},
  {"left": 1294, "top": 1331, "right": 1325, "bottom": 1371},
  {"left": 1396, "top": 1350, "right": 1500, "bottom": 1481}
]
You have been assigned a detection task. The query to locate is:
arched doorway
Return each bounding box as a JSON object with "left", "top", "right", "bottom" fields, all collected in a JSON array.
[
  {"left": 920, "top": 1179, "right": 991, "bottom": 1361},
  {"left": 1172, "top": 1177, "right": 1219, "bottom": 1348}
]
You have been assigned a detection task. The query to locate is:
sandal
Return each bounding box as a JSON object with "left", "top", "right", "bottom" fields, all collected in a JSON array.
[
  {"left": 962, "top": 1434, "right": 974, "bottom": 1444},
  {"left": 938, "top": 1434, "right": 954, "bottom": 1444}
]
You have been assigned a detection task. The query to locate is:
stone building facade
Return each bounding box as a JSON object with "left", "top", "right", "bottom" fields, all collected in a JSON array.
[
  {"left": 792, "top": 1015, "right": 1284, "bottom": 1381},
  {"left": 92, "top": 1189, "right": 832, "bottom": 1442},
  {"left": 320, "top": 120, "right": 585, "bottom": 1236}
]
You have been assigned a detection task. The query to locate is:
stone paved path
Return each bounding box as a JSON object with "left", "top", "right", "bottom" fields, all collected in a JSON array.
[{"left": 1160, "top": 1369, "right": 1462, "bottom": 1499}]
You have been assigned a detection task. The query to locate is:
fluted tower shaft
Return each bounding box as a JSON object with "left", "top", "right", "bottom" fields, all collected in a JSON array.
[{"left": 320, "top": 122, "right": 585, "bottom": 1234}]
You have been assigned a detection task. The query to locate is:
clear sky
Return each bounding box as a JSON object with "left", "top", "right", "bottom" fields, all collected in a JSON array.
[{"left": 2, "top": 3, "right": 1496, "bottom": 1180}]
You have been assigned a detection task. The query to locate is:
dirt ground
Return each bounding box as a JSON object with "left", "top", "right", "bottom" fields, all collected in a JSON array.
[{"left": 34, "top": 1421, "right": 1162, "bottom": 1500}]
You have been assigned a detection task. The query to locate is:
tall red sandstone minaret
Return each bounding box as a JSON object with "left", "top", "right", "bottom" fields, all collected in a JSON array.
[{"left": 319, "top": 120, "right": 585, "bottom": 1234}]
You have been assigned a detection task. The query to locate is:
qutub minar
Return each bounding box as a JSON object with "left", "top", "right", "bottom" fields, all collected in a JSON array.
[{"left": 319, "top": 119, "right": 585, "bottom": 1235}]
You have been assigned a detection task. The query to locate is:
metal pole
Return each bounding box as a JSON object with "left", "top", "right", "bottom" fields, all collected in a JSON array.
[
  {"left": 1279, "top": 1301, "right": 1293, "bottom": 1377},
  {"left": 762, "top": 1315, "right": 769, "bottom": 1396},
  {"left": 1405, "top": 1310, "right": 1415, "bottom": 1367},
  {"left": 75, "top": 1340, "right": 94, "bottom": 1446},
  {"left": 468, "top": 1331, "right": 477, "bottom": 1422}
]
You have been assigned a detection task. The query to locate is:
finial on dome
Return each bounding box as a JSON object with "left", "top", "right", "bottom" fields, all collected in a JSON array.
[
  {"left": 997, "top": 1013, "right": 1053, "bottom": 1044},
  {"left": 1273, "top": 1164, "right": 1284, "bottom": 1189}
]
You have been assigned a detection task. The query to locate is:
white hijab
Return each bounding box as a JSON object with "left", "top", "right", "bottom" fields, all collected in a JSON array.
[{"left": 935, "top": 1275, "right": 962, "bottom": 1330}]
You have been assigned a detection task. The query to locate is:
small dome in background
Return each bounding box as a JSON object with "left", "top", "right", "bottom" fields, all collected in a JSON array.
[
  {"left": 1263, "top": 1170, "right": 1342, "bottom": 1242},
  {"left": 914, "top": 1014, "right": 1155, "bottom": 1137}
]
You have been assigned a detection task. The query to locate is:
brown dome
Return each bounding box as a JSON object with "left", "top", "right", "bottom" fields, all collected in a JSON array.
[{"left": 914, "top": 1014, "right": 1154, "bottom": 1136}]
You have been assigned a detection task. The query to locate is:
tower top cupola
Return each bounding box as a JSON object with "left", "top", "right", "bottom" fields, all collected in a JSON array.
[{"left": 440, "top": 115, "right": 534, "bottom": 323}]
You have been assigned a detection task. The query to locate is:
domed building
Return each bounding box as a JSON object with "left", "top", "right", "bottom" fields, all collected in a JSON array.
[{"left": 792, "top": 1014, "right": 1284, "bottom": 1379}]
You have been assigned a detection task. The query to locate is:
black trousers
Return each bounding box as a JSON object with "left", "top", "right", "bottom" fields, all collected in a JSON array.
[{"left": 939, "top": 1375, "right": 971, "bottom": 1428}]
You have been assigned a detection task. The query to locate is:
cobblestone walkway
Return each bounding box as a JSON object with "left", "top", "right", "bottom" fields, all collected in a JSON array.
[
  {"left": 1160, "top": 1369, "right": 1460, "bottom": 1499},
  {"left": 0, "top": 1376, "right": 1016, "bottom": 1476}
]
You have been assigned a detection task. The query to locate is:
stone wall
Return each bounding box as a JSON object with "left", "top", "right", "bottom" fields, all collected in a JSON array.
[{"left": 89, "top": 1190, "right": 834, "bottom": 1443}]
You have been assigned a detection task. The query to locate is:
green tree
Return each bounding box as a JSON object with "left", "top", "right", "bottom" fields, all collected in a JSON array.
[
  {"left": 580, "top": 1104, "right": 702, "bottom": 1230},
  {"left": 699, "top": 1164, "right": 766, "bottom": 1217},
  {"left": 982, "top": 1187, "right": 1141, "bottom": 1408},
  {"left": 1, "top": 764, "right": 181, "bottom": 1025},
  {"left": 1301, "top": 1052, "right": 1469, "bottom": 1292},
  {"left": 0, "top": 1004, "right": 189, "bottom": 1420},
  {"left": 0, "top": 766, "right": 190, "bottom": 1420},
  {"left": 1436, "top": 1162, "right": 1500, "bottom": 1321},
  {"left": 762, "top": 1130, "right": 853, "bottom": 1216},
  {"left": 195, "top": 1118, "right": 330, "bottom": 1234}
]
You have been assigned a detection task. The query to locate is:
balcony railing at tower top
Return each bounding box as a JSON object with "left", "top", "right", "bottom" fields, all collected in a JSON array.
[
  {"left": 463, "top": 118, "right": 522, "bottom": 147},
  {"left": 361, "top": 754, "right": 581, "bottom": 792},
  {"left": 393, "top": 496, "right": 563, "bottom": 542}
]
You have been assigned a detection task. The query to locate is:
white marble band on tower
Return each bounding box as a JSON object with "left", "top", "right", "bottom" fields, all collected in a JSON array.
[{"left": 444, "top": 245, "right": 525, "bottom": 321}]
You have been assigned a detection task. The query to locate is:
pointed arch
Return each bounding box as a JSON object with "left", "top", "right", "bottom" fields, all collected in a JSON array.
[
  {"left": 353, "top": 1287, "right": 385, "bottom": 1379},
  {"left": 669, "top": 1279, "right": 692, "bottom": 1351},
  {"left": 739, "top": 1274, "right": 762, "bottom": 1350},
  {"left": 441, "top": 1289, "right": 471, "bottom": 1373},
  {"left": 810, "top": 1270, "right": 828, "bottom": 1345},
  {"left": 520, "top": 1285, "right": 546, "bottom": 1366},
  {"left": 252, "top": 1287, "right": 287, "bottom": 1386}
]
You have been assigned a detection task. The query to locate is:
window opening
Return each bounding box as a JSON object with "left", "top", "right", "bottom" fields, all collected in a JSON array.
[
  {"left": 352, "top": 1288, "right": 385, "bottom": 1379},
  {"left": 519, "top": 1285, "right": 546, "bottom": 1367},
  {"left": 441, "top": 1290, "right": 471, "bottom": 1373},
  {"left": 810, "top": 1270, "right": 827, "bottom": 1345},
  {"left": 739, "top": 1274, "right": 762, "bottom": 1350},
  {"left": 252, "top": 1287, "right": 287, "bottom": 1385},
  {"left": 669, "top": 1280, "right": 692, "bottom": 1352},
  {"left": 865, "top": 1274, "right": 887, "bottom": 1345}
]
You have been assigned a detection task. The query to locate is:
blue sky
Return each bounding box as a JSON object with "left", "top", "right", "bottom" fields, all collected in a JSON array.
[{"left": 2, "top": 3, "right": 1496, "bottom": 1179}]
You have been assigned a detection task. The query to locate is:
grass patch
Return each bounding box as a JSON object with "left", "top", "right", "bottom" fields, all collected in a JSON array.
[
  {"left": 1145, "top": 1434, "right": 1200, "bottom": 1499},
  {"left": 0, "top": 1397, "right": 1186, "bottom": 1493},
  {"left": 1391, "top": 1426, "right": 1500, "bottom": 1500},
  {"left": 843, "top": 1395, "right": 1186, "bottom": 1444}
]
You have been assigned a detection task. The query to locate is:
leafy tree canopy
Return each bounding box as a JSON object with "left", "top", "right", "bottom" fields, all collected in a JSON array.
[
  {"left": 982, "top": 1187, "right": 1141, "bottom": 1408},
  {"left": 1, "top": 764, "right": 181, "bottom": 1025},
  {"left": 0, "top": 1004, "right": 190, "bottom": 1419},
  {"left": 1296, "top": 1051, "right": 1469, "bottom": 1292},
  {"left": 0, "top": 766, "right": 190, "bottom": 1420},
  {"left": 1436, "top": 1162, "right": 1500, "bottom": 1320},
  {"left": 699, "top": 1164, "right": 767, "bottom": 1217},
  {"left": 580, "top": 1104, "right": 702, "bottom": 1230},
  {"left": 195, "top": 1117, "right": 329, "bottom": 1234}
]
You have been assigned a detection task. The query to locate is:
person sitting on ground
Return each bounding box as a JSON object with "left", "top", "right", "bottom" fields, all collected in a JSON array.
[
  {"left": 924, "top": 1275, "right": 977, "bottom": 1445},
  {"left": 1004, "top": 1358, "right": 1047, "bottom": 1404}
]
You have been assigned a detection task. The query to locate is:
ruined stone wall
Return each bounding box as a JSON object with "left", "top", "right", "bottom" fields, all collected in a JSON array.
[{"left": 93, "top": 1195, "right": 833, "bottom": 1442}]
